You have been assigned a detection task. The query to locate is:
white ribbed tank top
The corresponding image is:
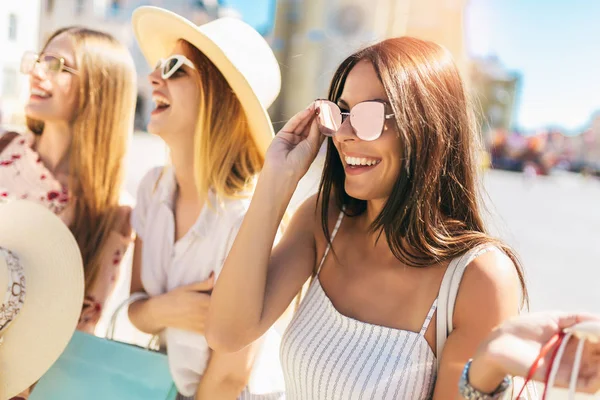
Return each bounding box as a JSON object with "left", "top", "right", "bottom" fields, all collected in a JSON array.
[{"left": 280, "top": 211, "right": 438, "bottom": 400}]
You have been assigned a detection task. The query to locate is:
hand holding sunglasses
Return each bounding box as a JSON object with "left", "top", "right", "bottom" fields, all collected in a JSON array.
[{"left": 265, "top": 103, "right": 323, "bottom": 183}]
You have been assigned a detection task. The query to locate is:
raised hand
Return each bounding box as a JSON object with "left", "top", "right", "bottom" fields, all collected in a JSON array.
[{"left": 265, "top": 103, "right": 324, "bottom": 182}]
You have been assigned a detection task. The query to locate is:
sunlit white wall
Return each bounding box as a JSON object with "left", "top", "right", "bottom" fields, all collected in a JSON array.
[{"left": 0, "top": 1, "right": 42, "bottom": 126}]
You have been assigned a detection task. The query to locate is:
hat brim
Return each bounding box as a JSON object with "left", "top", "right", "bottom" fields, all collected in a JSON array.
[
  {"left": 0, "top": 200, "right": 84, "bottom": 399},
  {"left": 132, "top": 7, "right": 275, "bottom": 157}
]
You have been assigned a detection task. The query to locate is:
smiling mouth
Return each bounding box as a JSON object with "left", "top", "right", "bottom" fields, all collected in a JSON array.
[
  {"left": 30, "top": 88, "right": 51, "bottom": 99},
  {"left": 152, "top": 95, "right": 170, "bottom": 112},
  {"left": 344, "top": 156, "right": 381, "bottom": 167}
]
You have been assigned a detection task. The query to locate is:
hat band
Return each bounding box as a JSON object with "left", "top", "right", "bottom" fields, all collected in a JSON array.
[{"left": 0, "top": 248, "right": 26, "bottom": 338}]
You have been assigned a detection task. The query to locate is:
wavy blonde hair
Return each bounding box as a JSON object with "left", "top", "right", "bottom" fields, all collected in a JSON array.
[
  {"left": 179, "top": 39, "right": 264, "bottom": 200},
  {"left": 27, "top": 27, "right": 136, "bottom": 290}
]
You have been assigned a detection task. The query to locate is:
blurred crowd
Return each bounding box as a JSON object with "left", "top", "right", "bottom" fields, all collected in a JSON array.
[{"left": 488, "top": 127, "right": 600, "bottom": 177}]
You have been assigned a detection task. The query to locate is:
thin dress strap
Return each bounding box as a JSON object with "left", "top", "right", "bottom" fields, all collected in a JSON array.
[
  {"left": 315, "top": 210, "right": 345, "bottom": 276},
  {"left": 419, "top": 298, "right": 438, "bottom": 336}
]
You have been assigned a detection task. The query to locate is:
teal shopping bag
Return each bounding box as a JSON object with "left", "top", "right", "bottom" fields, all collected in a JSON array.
[{"left": 29, "top": 330, "right": 177, "bottom": 400}]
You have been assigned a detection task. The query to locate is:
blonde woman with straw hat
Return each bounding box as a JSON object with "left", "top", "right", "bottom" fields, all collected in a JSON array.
[
  {"left": 127, "top": 7, "right": 285, "bottom": 400},
  {"left": 0, "top": 200, "right": 84, "bottom": 400}
]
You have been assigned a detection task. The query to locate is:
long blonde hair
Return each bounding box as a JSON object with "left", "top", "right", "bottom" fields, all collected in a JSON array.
[
  {"left": 27, "top": 27, "right": 136, "bottom": 290},
  {"left": 180, "top": 39, "right": 263, "bottom": 200}
]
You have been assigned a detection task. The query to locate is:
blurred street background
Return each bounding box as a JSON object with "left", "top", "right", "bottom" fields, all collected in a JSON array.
[{"left": 0, "top": 2, "right": 599, "bottom": 397}]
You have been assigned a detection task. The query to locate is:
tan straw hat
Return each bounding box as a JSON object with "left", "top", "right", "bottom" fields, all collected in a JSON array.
[
  {"left": 0, "top": 200, "right": 84, "bottom": 399},
  {"left": 132, "top": 6, "right": 281, "bottom": 157}
]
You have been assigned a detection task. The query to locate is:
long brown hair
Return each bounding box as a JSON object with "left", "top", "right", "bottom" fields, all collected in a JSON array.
[
  {"left": 27, "top": 27, "right": 136, "bottom": 290},
  {"left": 318, "top": 37, "right": 528, "bottom": 305},
  {"left": 180, "top": 40, "right": 263, "bottom": 200}
]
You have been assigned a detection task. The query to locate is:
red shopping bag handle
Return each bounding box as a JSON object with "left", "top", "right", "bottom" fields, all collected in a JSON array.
[{"left": 515, "top": 331, "right": 566, "bottom": 400}]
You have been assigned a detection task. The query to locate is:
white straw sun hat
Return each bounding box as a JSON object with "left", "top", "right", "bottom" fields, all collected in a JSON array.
[
  {"left": 132, "top": 6, "right": 282, "bottom": 157},
  {"left": 0, "top": 200, "right": 84, "bottom": 399}
]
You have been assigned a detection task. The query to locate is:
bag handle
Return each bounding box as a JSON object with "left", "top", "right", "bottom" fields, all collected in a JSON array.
[
  {"left": 518, "top": 321, "right": 600, "bottom": 399},
  {"left": 106, "top": 292, "right": 148, "bottom": 339},
  {"left": 105, "top": 292, "right": 159, "bottom": 350}
]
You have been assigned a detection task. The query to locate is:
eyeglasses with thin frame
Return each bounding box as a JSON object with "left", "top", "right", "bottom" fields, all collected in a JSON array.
[
  {"left": 154, "top": 55, "right": 196, "bottom": 79},
  {"left": 20, "top": 51, "right": 79, "bottom": 77},
  {"left": 315, "top": 99, "right": 395, "bottom": 141}
]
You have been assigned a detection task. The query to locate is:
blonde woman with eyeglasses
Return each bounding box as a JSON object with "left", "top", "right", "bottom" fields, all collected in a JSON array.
[
  {"left": 126, "top": 7, "right": 285, "bottom": 400},
  {"left": 0, "top": 26, "right": 135, "bottom": 340}
]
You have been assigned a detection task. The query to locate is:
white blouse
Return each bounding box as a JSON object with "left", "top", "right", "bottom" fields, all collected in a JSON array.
[{"left": 131, "top": 166, "right": 284, "bottom": 397}]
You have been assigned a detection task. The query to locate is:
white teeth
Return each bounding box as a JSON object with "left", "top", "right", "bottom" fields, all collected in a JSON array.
[
  {"left": 31, "top": 88, "right": 50, "bottom": 98},
  {"left": 152, "top": 95, "right": 170, "bottom": 107},
  {"left": 344, "top": 156, "right": 380, "bottom": 166}
]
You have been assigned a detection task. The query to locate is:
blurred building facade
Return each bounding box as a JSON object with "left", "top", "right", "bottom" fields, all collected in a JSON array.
[
  {"left": 582, "top": 111, "right": 600, "bottom": 169},
  {"left": 0, "top": 1, "right": 42, "bottom": 126},
  {"left": 470, "top": 56, "right": 521, "bottom": 136},
  {"left": 38, "top": 0, "right": 215, "bottom": 44},
  {"left": 270, "top": 0, "right": 470, "bottom": 125},
  {"left": 2, "top": 0, "right": 472, "bottom": 130}
]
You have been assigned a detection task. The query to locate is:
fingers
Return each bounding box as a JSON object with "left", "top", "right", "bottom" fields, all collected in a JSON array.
[
  {"left": 294, "top": 114, "right": 316, "bottom": 137},
  {"left": 183, "top": 273, "right": 215, "bottom": 292},
  {"left": 279, "top": 103, "right": 316, "bottom": 136},
  {"left": 177, "top": 318, "right": 207, "bottom": 335},
  {"left": 580, "top": 367, "right": 600, "bottom": 394},
  {"left": 294, "top": 104, "right": 318, "bottom": 136},
  {"left": 307, "top": 117, "right": 324, "bottom": 147},
  {"left": 556, "top": 312, "right": 600, "bottom": 329}
]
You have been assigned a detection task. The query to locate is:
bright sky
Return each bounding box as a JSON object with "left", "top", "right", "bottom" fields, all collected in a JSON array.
[{"left": 465, "top": 0, "right": 600, "bottom": 133}]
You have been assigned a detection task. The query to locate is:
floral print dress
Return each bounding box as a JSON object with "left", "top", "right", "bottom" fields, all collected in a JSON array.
[{"left": 0, "top": 131, "right": 131, "bottom": 333}]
